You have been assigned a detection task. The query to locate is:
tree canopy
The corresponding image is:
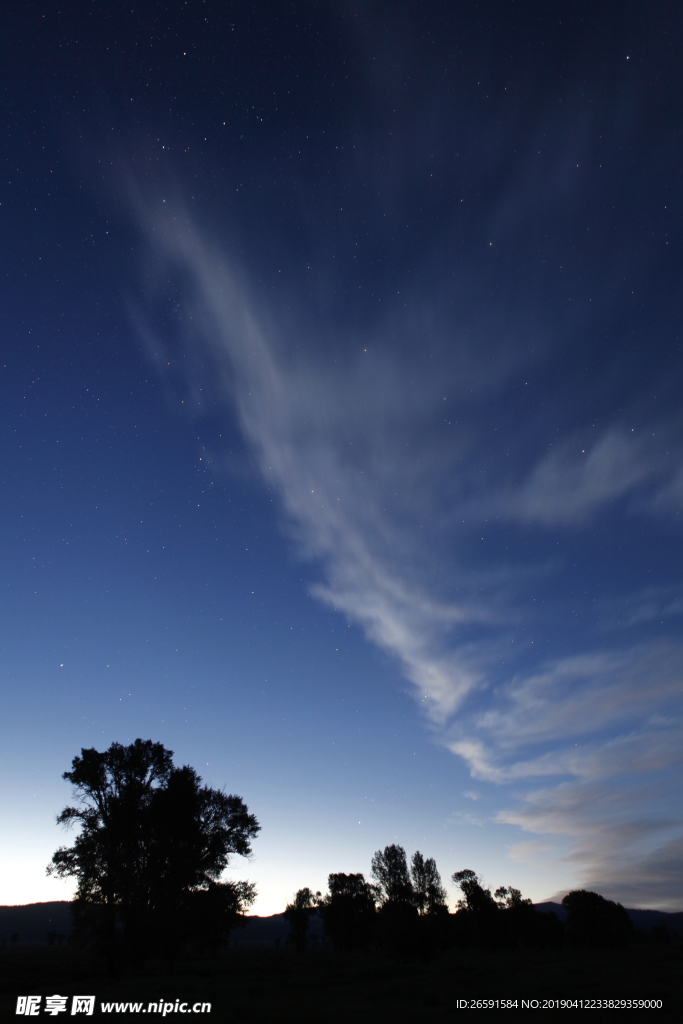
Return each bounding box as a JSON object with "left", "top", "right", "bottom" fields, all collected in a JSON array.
[
  {"left": 452, "top": 869, "right": 498, "bottom": 914},
  {"left": 370, "top": 844, "right": 413, "bottom": 904},
  {"left": 562, "top": 889, "right": 633, "bottom": 949},
  {"left": 283, "top": 887, "right": 319, "bottom": 953},
  {"left": 48, "top": 739, "right": 259, "bottom": 962},
  {"left": 411, "top": 852, "right": 447, "bottom": 915},
  {"left": 318, "top": 873, "right": 378, "bottom": 951}
]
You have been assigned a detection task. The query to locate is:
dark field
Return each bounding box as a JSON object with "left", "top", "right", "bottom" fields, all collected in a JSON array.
[{"left": 1, "top": 943, "right": 680, "bottom": 1023}]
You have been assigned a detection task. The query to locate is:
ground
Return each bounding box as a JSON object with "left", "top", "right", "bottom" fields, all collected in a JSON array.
[{"left": 1, "top": 942, "right": 680, "bottom": 1022}]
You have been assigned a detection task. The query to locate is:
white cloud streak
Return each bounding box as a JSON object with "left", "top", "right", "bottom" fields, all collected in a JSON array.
[
  {"left": 132, "top": 201, "right": 683, "bottom": 907},
  {"left": 503, "top": 430, "right": 657, "bottom": 526},
  {"left": 477, "top": 429, "right": 678, "bottom": 528},
  {"left": 134, "top": 206, "right": 498, "bottom": 722}
]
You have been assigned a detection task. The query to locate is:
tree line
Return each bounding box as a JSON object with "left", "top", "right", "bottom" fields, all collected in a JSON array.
[
  {"left": 48, "top": 740, "right": 648, "bottom": 970},
  {"left": 284, "top": 844, "right": 635, "bottom": 959}
]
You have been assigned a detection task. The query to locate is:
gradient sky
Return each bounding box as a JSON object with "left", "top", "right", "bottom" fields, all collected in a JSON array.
[{"left": 1, "top": 2, "right": 682, "bottom": 914}]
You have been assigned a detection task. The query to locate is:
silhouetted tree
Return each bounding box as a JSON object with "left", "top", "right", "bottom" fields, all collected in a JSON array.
[
  {"left": 452, "top": 869, "right": 497, "bottom": 914},
  {"left": 48, "top": 739, "right": 259, "bottom": 968},
  {"left": 452, "top": 870, "right": 505, "bottom": 949},
  {"left": 493, "top": 886, "right": 558, "bottom": 948},
  {"left": 371, "top": 845, "right": 420, "bottom": 958},
  {"left": 371, "top": 844, "right": 413, "bottom": 904},
  {"left": 318, "top": 873, "right": 378, "bottom": 952},
  {"left": 494, "top": 886, "right": 532, "bottom": 910},
  {"left": 283, "top": 888, "right": 319, "bottom": 953},
  {"left": 562, "top": 890, "right": 633, "bottom": 949},
  {"left": 450, "top": 874, "right": 563, "bottom": 951},
  {"left": 186, "top": 879, "right": 256, "bottom": 952},
  {"left": 411, "top": 852, "right": 447, "bottom": 915}
]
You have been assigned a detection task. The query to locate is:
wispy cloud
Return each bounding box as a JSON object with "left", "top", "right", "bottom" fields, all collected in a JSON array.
[
  {"left": 450, "top": 643, "right": 683, "bottom": 904},
  {"left": 499, "top": 768, "right": 683, "bottom": 910},
  {"left": 642, "top": 465, "right": 683, "bottom": 516},
  {"left": 131, "top": 198, "right": 683, "bottom": 907},
  {"left": 586, "top": 835, "right": 683, "bottom": 911},
  {"left": 131, "top": 203, "right": 500, "bottom": 722},
  {"left": 467, "top": 427, "right": 682, "bottom": 529},
  {"left": 600, "top": 584, "right": 683, "bottom": 630},
  {"left": 469, "top": 642, "right": 683, "bottom": 753},
  {"left": 448, "top": 809, "right": 488, "bottom": 828},
  {"left": 500, "top": 430, "right": 661, "bottom": 526}
]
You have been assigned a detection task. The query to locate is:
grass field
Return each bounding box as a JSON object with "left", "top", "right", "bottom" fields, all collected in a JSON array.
[{"left": 1, "top": 942, "right": 680, "bottom": 1022}]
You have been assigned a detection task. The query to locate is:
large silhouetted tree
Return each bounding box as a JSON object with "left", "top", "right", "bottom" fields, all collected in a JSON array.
[{"left": 48, "top": 739, "right": 259, "bottom": 965}]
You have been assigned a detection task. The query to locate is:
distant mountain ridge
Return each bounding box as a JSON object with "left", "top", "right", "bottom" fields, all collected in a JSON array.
[
  {"left": 0, "top": 903, "right": 321, "bottom": 946},
  {"left": 2, "top": 901, "right": 681, "bottom": 944}
]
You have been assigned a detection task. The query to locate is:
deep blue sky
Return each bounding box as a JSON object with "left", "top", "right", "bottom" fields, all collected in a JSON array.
[{"left": 1, "top": 1, "right": 682, "bottom": 913}]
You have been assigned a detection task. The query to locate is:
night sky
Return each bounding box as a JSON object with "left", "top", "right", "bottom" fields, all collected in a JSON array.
[{"left": 2, "top": 2, "right": 682, "bottom": 914}]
